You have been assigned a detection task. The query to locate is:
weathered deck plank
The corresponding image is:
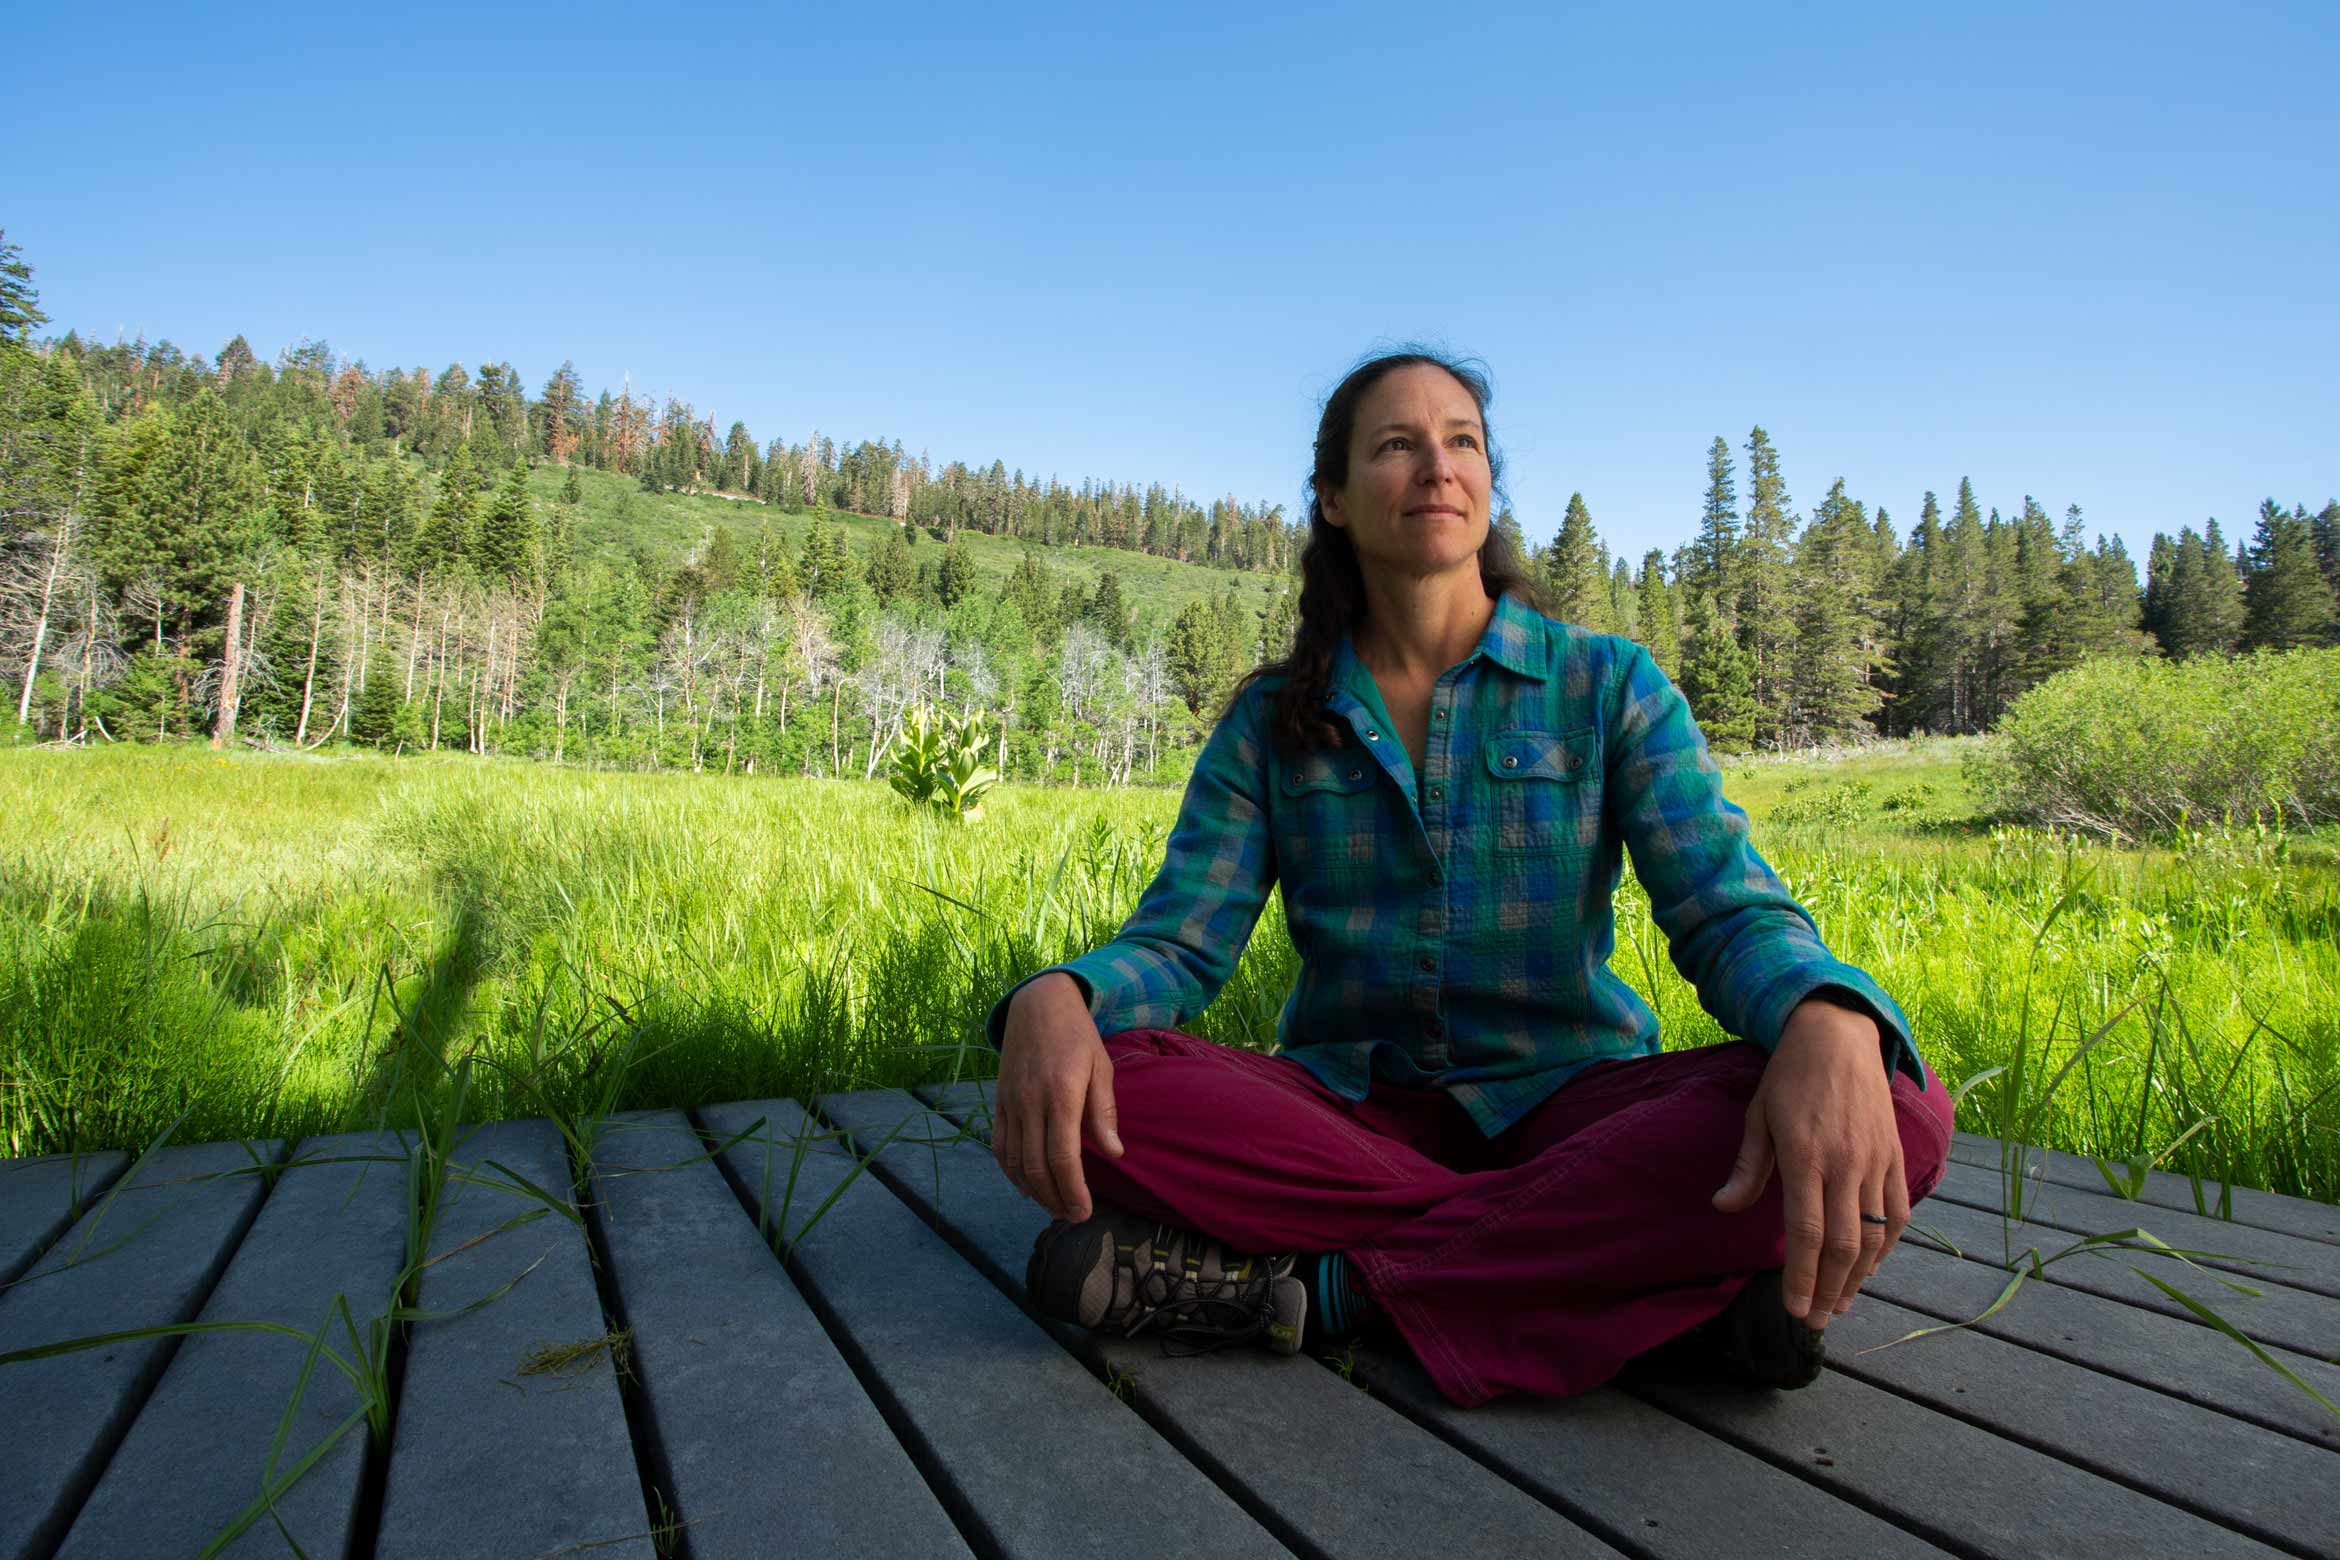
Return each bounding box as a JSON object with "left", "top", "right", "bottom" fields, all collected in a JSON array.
[
  {"left": 373, "top": 1118, "right": 652, "bottom": 1560},
  {"left": 1949, "top": 1130, "right": 2340, "bottom": 1248},
  {"left": 702, "top": 1097, "right": 1286, "bottom": 1560},
  {"left": 5, "top": 1105, "right": 2335, "bottom": 1560},
  {"left": 1344, "top": 1343, "right": 1953, "bottom": 1559},
  {"left": 844, "top": 1085, "right": 1632, "bottom": 1559},
  {"left": 0, "top": 1138, "right": 283, "bottom": 1560},
  {"left": 583, "top": 1109, "right": 972, "bottom": 1560},
  {"left": 1863, "top": 1236, "right": 2340, "bottom": 1450},
  {"left": 1627, "top": 1360, "right": 2285, "bottom": 1559},
  {"left": 1820, "top": 1292, "right": 2340, "bottom": 1555},
  {"left": 1930, "top": 1160, "right": 2340, "bottom": 1296},
  {"left": 0, "top": 1150, "right": 125, "bottom": 1291},
  {"left": 55, "top": 1131, "right": 411, "bottom": 1560},
  {"left": 1911, "top": 1193, "right": 2340, "bottom": 1360}
]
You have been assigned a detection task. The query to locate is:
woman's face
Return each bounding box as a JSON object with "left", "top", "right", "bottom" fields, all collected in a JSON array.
[{"left": 1322, "top": 364, "right": 1492, "bottom": 584}]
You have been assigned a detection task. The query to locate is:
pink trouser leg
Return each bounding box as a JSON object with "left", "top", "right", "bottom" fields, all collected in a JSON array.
[{"left": 1076, "top": 1029, "right": 1955, "bottom": 1411}]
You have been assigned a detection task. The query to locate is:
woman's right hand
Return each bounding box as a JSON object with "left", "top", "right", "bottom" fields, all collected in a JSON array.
[{"left": 994, "top": 973, "right": 1124, "bottom": 1223}]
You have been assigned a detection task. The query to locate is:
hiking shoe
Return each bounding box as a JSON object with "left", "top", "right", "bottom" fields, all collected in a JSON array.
[
  {"left": 1661, "top": 1268, "right": 1827, "bottom": 1389},
  {"left": 1026, "top": 1204, "right": 1307, "bottom": 1357}
]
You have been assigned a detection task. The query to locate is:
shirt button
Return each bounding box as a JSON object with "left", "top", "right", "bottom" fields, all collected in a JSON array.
[
  {"left": 1433, "top": 708, "right": 1446, "bottom": 720},
  {"left": 1418, "top": 957, "right": 1435, "bottom": 974},
  {"left": 1502, "top": 755, "right": 1519, "bottom": 769},
  {"left": 1429, "top": 787, "right": 1443, "bottom": 801},
  {"left": 1366, "top": 729, "right": 1379, "bottom": 740},
  {"left": 1348, "top": 767, "right": 1364, "bottom": 781}
]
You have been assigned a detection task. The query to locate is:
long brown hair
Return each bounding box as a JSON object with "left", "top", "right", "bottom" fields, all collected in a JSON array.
[{"left": 1228, "top": 348, "right": 1549, "bottom": 754}]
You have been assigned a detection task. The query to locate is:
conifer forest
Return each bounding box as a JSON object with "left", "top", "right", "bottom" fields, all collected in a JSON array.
[{"left": 3, "top": 230, "right": 2334, "bottom": 779}]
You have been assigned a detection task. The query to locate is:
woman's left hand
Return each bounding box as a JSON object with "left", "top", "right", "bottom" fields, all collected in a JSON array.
[{"left": 1710, "top": 998, "right": 1908, "bottom": 1327}]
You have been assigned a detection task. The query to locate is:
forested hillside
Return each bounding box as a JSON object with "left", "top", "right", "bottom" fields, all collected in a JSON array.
[{"left": 2, "top": 230, "right": 2334, "bottom": 782}]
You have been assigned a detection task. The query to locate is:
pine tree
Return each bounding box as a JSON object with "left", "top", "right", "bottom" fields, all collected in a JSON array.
[
  {"left": 1691, "top": 436, "right": 1737, "bottom": 604},
  {"left": 1887, "top": 493, "right": 1950, "bottom": 736},
  {"left": 1678, "top": 588, "right": 1755, "bottom": 752},
  {"left": 2312, "top": 501, "right": 2340, "bottom": 605},
  {"left": 2198, "top": 518, "right": 2246, "bottom": 653},
  {"left": 1086, "top": 571, "right": 1132, "bottom": 652},
  {"left": 936, "top": 536, "right": 978, "bottom": 609},
  {"left": 1634, "top": 550, "right": 1680, "bottom": 680},
  {"left": 473, "top": 461, "right": 537, "bottom": 584},
  {"left": 2241, "top": 498, "right": 2334, "bottom": 650},
  {"left": 1786, "top": 480, "right": 1883, "bottom": 743},
  {"left": 1937, "top": 480, "right": 1985, "bottom": 730},
  {"left": 413, "top": 449, "right": 479, "bottom": 577},
  {"left": 1543, "top": 492, "right": 1602, "bottom": 625},
  {"left": 2009, "top": 496, "right": 2071, "bottom": 693},
  {"left": 866, "top": 528, "right": 916, "bottom": 604},
  {"left": 0, "top": 229, "right": 50, "bottom": 343},
  {"left": 1732, "top": 427, "right": 1796, "bottom": 745}
]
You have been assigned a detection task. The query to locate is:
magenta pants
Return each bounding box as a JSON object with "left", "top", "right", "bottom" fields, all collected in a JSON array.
[{"left": 1077, "top": 1029, "right": 1957, "bottom": 1409}]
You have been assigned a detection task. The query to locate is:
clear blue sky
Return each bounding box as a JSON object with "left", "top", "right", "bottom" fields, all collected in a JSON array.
[{"left": 10, "top": 1, "right": 2335, "bottom": 568}]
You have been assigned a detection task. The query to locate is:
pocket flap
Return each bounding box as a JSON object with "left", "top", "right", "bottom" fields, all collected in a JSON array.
[
  {"left": 1483, "top": 727, "right": 1595, "bottom": 783},
  {"left": 1283, "top": 752, "right": 1378, "bottom": 795}
]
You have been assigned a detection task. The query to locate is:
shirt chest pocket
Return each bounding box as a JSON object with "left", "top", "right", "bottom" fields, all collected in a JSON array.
[
  {"left": 1483, "top": 727, "right": 1599, "bottom": 857},
  {"left": 1276, "top": 750, "right": 1381, "bottom": 879}
]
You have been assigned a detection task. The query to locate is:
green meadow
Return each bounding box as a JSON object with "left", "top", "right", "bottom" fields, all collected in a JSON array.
[{"left": 2, "top": 740, "right": 2334, "bottom": 1211}]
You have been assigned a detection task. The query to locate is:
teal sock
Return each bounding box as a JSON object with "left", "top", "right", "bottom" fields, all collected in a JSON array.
[{"left": 1303, "top": 1252, "right": 1374, "bottom": 1349}]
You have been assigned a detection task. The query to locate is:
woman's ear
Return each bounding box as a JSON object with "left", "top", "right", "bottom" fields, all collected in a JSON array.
[{"left": 1321, "top": 487, "right": 1346, "bottom": 528}]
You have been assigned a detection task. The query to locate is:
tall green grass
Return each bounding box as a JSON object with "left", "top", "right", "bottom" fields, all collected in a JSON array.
[{"left": 2, "top": 742, "right": 2333, "bottom": 1209}]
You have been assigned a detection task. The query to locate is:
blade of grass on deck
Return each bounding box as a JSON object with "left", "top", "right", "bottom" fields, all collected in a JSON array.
[
  {"left": 0, "top": 1149, "right": 127, "bottom": 1289},
  {"left": 55, "top": 1131, "right": 412, "bottom": 1560},
  {"left": 698, "top": 1097, "right": 1296, "bottom": 1560},
  {"left": 583, "top": 1110, "right": 972, "bottom": 1560},
  {"left": 1914, "top": 1193, "right": 2340, "bottom": 1360},
  {"left": 0, "top": 1137, "right": 283, "bottom": 1560},
  {"left": 875, "top": 1086, "right": 1630, "bottom": 1560},
  {"left": 1929, "top": 1161, "right": 2340, "bottom": 1297},
  {"left": 1340, "top": 1342, "right": 1951, "bottom": 1560},
  {"left": 1949, "top": 1133, "right": 2340, "bottom": 1249},
  {"left": 1822, "top": 1291, "right": 2340, "bottom": 1554},
  {"left": 374, "top": 1118, "right": 652, "bottom": 1560},
  {"left": 1863, "top": 1237, "right": 2340, "bottom": 1450},
  {"left": 1624, "top": 1357, "right": 2285, "bottom": 1559}
]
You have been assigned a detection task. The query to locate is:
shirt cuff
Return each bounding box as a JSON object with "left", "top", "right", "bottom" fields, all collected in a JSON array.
[{"left": 1757, "top": 970, "right": 1928, "bottom": 1092}]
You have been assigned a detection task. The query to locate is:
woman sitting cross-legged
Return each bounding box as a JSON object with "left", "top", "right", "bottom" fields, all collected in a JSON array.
[{"left": 986, "top": 348, "right": 1956, "bottom": 1408}]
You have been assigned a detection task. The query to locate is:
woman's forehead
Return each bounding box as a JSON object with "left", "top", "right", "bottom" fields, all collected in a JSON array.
[{"left": 1358, "top": 364, "right": 1482, "bottom": 427}]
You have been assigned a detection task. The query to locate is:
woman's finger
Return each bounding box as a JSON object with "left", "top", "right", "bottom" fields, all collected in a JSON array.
[
  {"left": 1779, "top": 1159, "right": 1828, "bottom": 1322},
  {"left": 1809, "top": 1152, "right": 1865, "bottom": 1326},
  {"left": 1044, "top": 1085, "right": 1091, "bottom": 1223},
  {"left": 1840, "top": 1159, "right": 1890, "bottom": 1313}
]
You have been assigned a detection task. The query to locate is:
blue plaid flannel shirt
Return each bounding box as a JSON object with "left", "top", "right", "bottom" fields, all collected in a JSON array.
[{"left": 986, "top": 588, "right": 1927, "bottom": 1137}]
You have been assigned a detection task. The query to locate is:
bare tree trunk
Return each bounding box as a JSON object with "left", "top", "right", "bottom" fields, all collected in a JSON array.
[
  {"left": 830, "top": 678, "right": 841, "bottom": 776},
  {"left": 294, "top": 572, "right": 325, "bottom": 746},
  {"left": 555, "top": 678, "right": 569, "bottom": 763},
  {"left": 404, "top": 583, "right": 427, "bottom": 701},
  {"left": 211, "top": 582, "right": 245, "bottom": 750},
  {"left": 429, "top": 607, "right": 452, "bottom": 749},
  {"left": 13, "top": 524, "right": 69, "bottom": 728}
]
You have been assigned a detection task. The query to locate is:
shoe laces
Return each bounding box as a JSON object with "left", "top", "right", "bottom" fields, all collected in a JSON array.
[{"left": 1115, "top": 1223, "right": 1279, "bottom": 1359}]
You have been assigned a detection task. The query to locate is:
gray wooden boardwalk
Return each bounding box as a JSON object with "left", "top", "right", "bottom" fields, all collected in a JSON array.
[{"left": 3, "top": 1088, "right": 2336, "bottom": 1560}]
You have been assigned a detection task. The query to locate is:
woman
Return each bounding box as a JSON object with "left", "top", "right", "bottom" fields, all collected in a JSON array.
[{"left": 986, "top": 349, "right": 1955, "bottom": 1408}]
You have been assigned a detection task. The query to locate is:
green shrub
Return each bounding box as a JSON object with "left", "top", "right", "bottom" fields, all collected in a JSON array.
[{"left": 1967, "top": 648, "right": 2340, "bottom": 841}]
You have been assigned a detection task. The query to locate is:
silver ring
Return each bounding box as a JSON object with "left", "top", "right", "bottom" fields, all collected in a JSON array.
[{"left": 1860, "top": 1213, "right": 1890, "bottom": 1225}]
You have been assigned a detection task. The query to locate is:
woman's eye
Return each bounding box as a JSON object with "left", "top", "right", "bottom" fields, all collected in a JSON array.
[
  {"left": 1379, "top": 437, "right": 1408, "bottom": 452},
  {"left": 1453, "top": 435, "right": 1480, "bottom": 450}
]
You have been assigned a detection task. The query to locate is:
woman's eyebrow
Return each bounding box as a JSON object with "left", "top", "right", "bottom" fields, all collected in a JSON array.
[{"left": 1367, "top": 417, "right": 1484, "bottom": 436}]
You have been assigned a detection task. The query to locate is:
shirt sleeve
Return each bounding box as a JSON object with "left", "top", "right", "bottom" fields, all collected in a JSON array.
[
  {"left": 1602, "top": 639, "right": 1927, "bottom": 1091},
  {"left": 984, "top": 686, "right": 1282, "bottom": 1049}
]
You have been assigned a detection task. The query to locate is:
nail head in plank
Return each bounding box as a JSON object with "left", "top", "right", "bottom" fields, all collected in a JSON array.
[{"left": 1629, "top": 1359, "right": 2285, "bottom": 1559}]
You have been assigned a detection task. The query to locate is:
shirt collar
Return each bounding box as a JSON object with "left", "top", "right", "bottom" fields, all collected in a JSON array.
[{"left": 1329, "top": 588, "right": 1550, "bottom": 706}]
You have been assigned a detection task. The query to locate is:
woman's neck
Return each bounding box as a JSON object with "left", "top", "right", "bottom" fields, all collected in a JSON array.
[{"left": 1352, "top": 569, "right": 1498, "bottom": 684}]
